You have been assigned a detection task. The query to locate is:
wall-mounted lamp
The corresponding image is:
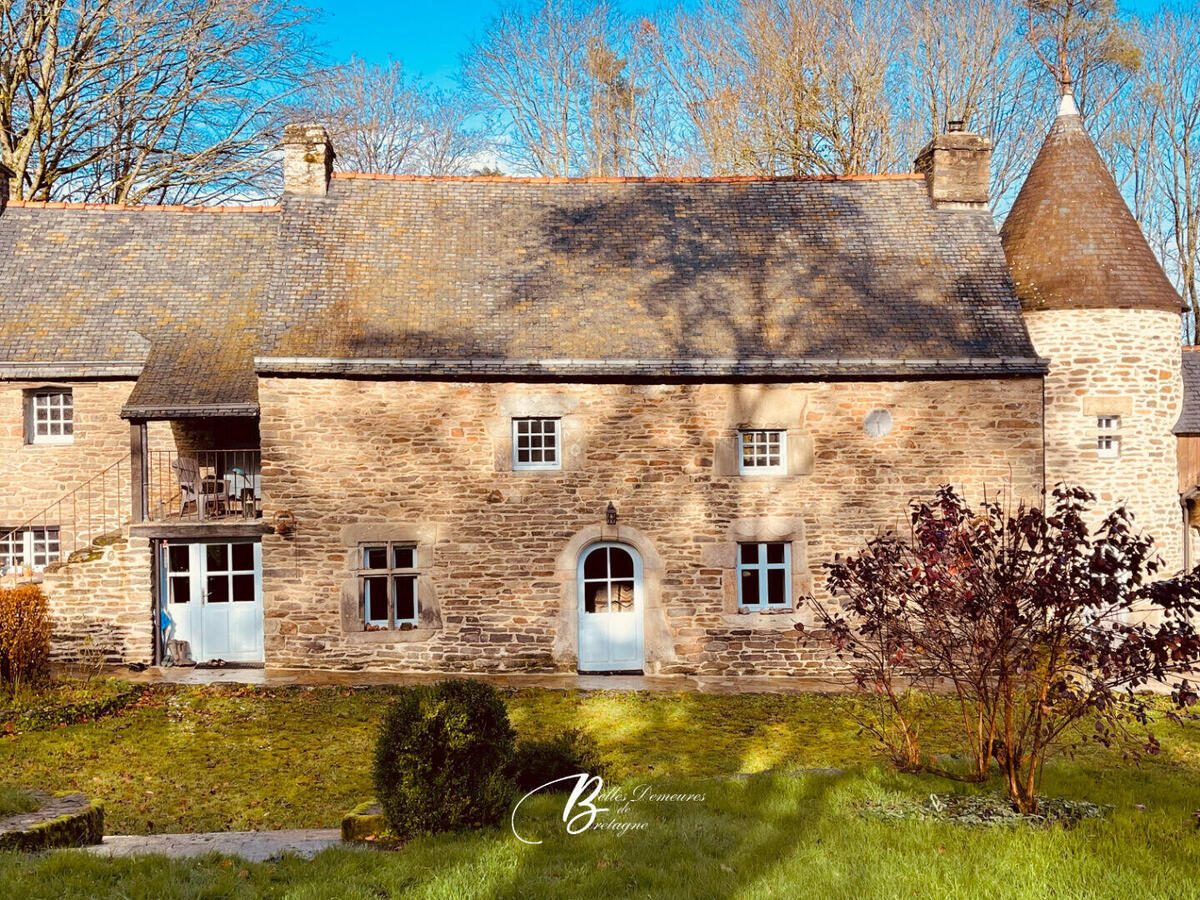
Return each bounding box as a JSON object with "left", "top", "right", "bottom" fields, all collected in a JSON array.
[{"left": 605, "top": 501, "right": 618, "bottom": 526}]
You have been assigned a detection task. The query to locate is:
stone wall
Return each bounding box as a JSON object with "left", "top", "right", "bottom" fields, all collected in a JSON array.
[
  {"left": 41, "top": 535, "right": 153, "bottom": 665},
  {"left": 1025, "top": 308, "right": 1183, "bottom": 572},
  {"left": 258, "top": 376, "right": 1045, "bottom": 675},
  {"left": 0, "top": 380, "right": 140, "bottom": 556},
  {"left": 0, "top": 380, "right": 133, "bottom": 523}
]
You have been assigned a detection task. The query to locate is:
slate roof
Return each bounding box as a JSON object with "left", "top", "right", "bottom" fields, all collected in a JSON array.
[
  {"left": 0, "top": 172, "right": 1046, "bottom": 415},
  {"left": 259, "top": 173, "right": 1043, "bottom": 379},
  {"left": 1000, "top": 105, "right": 1182, "bottom": 313},
  {"left": 0, "top": 203, "right": 276, "bottom": 416},
  {"left": 1176, "top": 351, "right": 1200, "bottom": 435}
]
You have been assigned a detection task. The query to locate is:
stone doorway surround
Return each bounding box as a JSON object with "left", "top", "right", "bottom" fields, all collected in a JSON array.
[{"left": 552, "top": 523, "right": 676, "bottom": 674}]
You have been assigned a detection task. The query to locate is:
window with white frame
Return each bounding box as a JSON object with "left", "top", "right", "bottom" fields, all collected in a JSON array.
[
  {"left": 512, "top": 417, "right": 561, "bottom": 470},
  {"left": 358, "top": 543, "right": 419, "bottom": 628},
  {"left": 1097, "top": 416, "right": 1121, "bottom": 458},
  {"left": 738, "top": 429, "right": 787, "bottom": 474},
  {"left": 26, "top": 388, "right": 73, "bottom": 444},
  {"left": 0, "top": 527, "right": 60, "bottom": 573},
  {"left": 737, "top": 542, "right": 791, "bottom": 609}
]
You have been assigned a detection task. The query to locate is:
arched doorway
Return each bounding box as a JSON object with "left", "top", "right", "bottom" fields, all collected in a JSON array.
[{"left": 577, "top": 542, "right": 644, "bottom": 673}]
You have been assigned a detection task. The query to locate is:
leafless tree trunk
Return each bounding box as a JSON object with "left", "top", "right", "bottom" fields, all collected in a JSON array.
[
  {"left": 651, "top": 0, "right": 909, "bottom": 176},
  {"left": 462, "top": 0, "right": 638, "bottom": 176},
  {"left": 1019, "top": 0, "right": 1142, "bottom": 116},
  {"left": 1137, "top": 8, "right": 1200, "bottom": 343},
  {"left": 293, "top": 58, "right": 483, "bottom": 176},
  {"left": 901, "top": 0, "right": 1048, "bottom": 210},
  {"left": 0, "top": 0, "right": 317, "bottom": 204}
]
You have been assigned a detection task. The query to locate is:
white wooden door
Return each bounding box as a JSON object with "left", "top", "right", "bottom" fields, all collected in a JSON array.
[
  {"left": 577, "top": 543, "right": 644, "bottom": 672},
  {"left": 163, "top": 541, "right": 262, "bottom": 664}
]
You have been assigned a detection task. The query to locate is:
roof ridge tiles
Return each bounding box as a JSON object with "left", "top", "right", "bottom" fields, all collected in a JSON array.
[
  {"left": 329, "top": 171, "right": 925, "bottom": 185},
  {"left": 4, "top": 200, "right": 280, "bottom": 213}
]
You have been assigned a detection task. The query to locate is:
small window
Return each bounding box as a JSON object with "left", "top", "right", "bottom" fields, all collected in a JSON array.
[
  {"left": 737, "top": 542, "right": 791, "bottom": 609},
  {"left": 0, "top": 527, "right": 60, "bottom": 573},
  {"left": 513, "top": 417, "right": 561, "bottom": 470},
  {"left": 1097, "top": 416, "right": 1120, "bottom": 459},
  {"left": 26, "top": 388, "right": 73, "bottom": 445},
  {"left": 738, "top": 430, "right": 787, "bottom": 474},
  {"left": 202, "top": 542, "right": 256, "bottom": 605},
  {"left": 359, "top": 542, "right": 419, "bottom": 628}
]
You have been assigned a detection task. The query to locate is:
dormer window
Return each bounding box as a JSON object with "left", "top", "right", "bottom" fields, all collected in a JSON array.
[
  {"left": 25, "top": 388, "right": 73, "bottom": 445},
  {"left": 1097, "top": 416, "right": 1120, "bottom": 458}
]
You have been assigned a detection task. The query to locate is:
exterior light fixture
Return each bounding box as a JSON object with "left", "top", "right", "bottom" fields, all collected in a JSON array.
[{"left": 605, "top": 501, "right": 618, "bottom": 526}]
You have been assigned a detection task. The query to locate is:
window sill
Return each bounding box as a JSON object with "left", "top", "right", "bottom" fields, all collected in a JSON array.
[
  {"left": 347, "top": 627, "right": 438, "bottom": 644},
  {"left": 721, "top": 608, "right": 799, "bottom": 626}
]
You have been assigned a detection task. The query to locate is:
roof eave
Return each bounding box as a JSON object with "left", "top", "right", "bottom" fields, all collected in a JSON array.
[
  {"left": 0, "top": 361, "right": 143, "bottom": 379},
  {"left": 120, "top": 402, "right": 260, "bottom": 420},
  {"left": 254, "top": 356, "right": 1050, "bottom": 380}
]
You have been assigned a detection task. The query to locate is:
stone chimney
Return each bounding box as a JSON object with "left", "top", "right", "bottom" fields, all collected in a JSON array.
[
  {"left": 913, "top": 120, "right": 992, "bottom": 209},
  {"left": 282, "top": 123, "right": 335, "bottom": 197}
]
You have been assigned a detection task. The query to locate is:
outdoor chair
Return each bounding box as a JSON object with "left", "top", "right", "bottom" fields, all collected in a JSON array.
[{"left": 171, "top": 456, "right": 225, "bottom": 520}]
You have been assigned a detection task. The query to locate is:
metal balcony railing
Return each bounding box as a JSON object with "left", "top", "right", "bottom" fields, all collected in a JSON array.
[{"left": 146, "top": 450, "right": 262, "bottom": 523}]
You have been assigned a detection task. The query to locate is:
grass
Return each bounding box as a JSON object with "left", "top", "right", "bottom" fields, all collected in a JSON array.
[
  {"left": 1, "top": 680, "right": 1199, "bottom": 899},
  {"left": 0, "top": 787, "right": 37, "bottom": 819},
  {"left": 0, "top": 678, "right": 144, "bottom": 732}
]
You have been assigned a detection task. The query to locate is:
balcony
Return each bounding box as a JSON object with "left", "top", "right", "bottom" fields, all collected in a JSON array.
[{"left": 144, "top": 450, "right": 262, "bottom": 524}]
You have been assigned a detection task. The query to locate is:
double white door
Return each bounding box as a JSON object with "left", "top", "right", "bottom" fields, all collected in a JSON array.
[{"left": 163, "top": 541, "right": 263, "bottom": 664}]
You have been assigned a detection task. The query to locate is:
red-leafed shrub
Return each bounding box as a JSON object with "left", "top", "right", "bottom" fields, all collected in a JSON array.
[
  {"left": 0, "top": 584, "right": 53, "bottom": 692},
  {"left": 800, "top": 484, "right": 1200, "bottom": 813}
]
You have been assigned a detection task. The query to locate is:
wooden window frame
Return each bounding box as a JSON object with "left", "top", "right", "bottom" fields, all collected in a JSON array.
[
  {"left": 26, "top": 388, "right": 74, "bottom": 445},
  {"left": 357, "top": 542, "right": 420, "bottom": 629},
  {"left": 736, "top": 541, "right": 791, "bottom": 609},
  {"left": 0, "top": 526, "right": 60, "bottom": 573},
  {"left": 738, "top": 429, "right": 787, "bottom": 475},
  {"left": 1097, "top": 415, "right": 1121, "bottom": 459},
  {"left": 512, "top": 417, "right": 562, "bottom": 470}
]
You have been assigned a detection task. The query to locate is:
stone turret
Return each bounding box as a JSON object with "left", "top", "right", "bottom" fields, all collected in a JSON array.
[{"left": 1002, "top": 84, "right": 1184, "bottom": 571}]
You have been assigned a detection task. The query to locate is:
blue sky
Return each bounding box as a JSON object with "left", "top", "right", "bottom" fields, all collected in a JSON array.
[
  {"left": 318, "top": 0, "right": 678, "bottom": 84},
  {"left": 317, "top": 0, "right": 1169, "bottom": 85}
]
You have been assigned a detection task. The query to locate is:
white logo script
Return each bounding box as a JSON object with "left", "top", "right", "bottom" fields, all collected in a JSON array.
[{"left": 510, "top": 773, "right": 606, "bottom": 845}]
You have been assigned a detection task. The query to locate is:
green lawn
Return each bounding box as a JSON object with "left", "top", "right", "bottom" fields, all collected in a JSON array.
[
  {"left": 1, "top": 682, "right": 1199, "bottom": 899},
  {"left": 0, "top": 786, "right": 37, "bottom": 819}
]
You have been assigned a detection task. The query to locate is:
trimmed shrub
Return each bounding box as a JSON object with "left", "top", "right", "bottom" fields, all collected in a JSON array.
[
  {"left": 512, "top": 728, "right": 608, "bottom": 793},
  {"left": 372, "top": 679, "right": 516, "bottom": 837},
  {"left": 0, "top": 585, "right": 52, "bottom": 692}
]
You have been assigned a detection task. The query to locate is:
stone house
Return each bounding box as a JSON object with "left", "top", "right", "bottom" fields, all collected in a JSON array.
[{"left": 0, "top": 92, "right": 1188, "bottom": 675}]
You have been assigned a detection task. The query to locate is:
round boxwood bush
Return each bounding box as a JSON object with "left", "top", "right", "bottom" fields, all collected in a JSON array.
[
  {"left": 512, "top": 728, "right": 607, "bottom": 793},
  {"left": 372, "top": 679, "right": 517, "bottom": 837}
]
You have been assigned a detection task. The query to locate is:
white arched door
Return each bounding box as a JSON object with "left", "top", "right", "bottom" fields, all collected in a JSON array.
[{"left": 577, "top": 543, "right": 644, "bottom": 673}]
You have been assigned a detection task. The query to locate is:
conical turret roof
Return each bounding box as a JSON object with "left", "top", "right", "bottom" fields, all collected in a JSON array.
[{"left": 1000, "top": 94, "right": 1182, "bottom": 313}]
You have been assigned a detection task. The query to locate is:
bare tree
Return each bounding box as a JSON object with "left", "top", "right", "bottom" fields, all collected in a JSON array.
[
  {"left": 650, "top": 0, "right": 908, "bottom": 176},
  {"left": 1019, "top": 0, "right": 1142, "bottom": 116},
  {"left": 462, "top": 0, "right": 639, "bottom": 176},
  {"left": 0, "top": 0, "right": 317, "bottom": 204},
  {"left": 1137, "top": 7, "right": 1200, "bottom": 342},
  {"left": 901, "top": 0, "right": 1048, "bottom": 210},
  {"left": 295, "top": 58, "right": 483, "bottom": 176}
]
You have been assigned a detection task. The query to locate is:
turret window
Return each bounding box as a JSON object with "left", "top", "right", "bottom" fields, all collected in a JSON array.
[{"left": 1097, "top": 416, "right": 1120, "bottom": 458}]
